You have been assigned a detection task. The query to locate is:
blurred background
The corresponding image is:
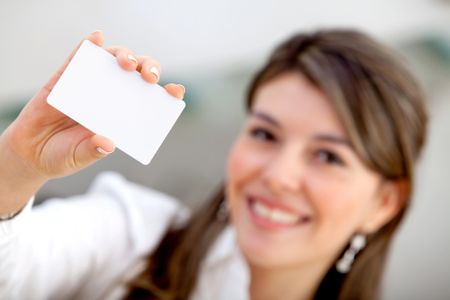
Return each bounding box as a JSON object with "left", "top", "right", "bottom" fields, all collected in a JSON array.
[{"left": 0, "top": 0, "right": 449, "bottom": 299}]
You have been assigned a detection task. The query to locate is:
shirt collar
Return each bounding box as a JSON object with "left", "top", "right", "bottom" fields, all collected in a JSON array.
[{"left": 191, "top": 224, "right": 250, "bottom": 300}]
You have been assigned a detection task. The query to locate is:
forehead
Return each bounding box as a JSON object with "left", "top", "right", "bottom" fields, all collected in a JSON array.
[{"left": 252, "top": 72, "right": 347, "bottom": 137}]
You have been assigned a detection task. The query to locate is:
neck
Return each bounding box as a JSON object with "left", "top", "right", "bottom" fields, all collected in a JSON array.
[{"left": 249, "top": 260, "right": 331, "bottom": 300}]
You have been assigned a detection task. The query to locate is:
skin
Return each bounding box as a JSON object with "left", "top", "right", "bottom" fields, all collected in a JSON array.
[
  {"left": 225, "top": 72, "right": 402, "bottom": 300},
  {"left": 0, "top": 31, "right": 185, "bottom": 214}
]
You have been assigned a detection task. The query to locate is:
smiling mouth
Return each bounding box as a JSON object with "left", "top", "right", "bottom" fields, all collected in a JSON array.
[{"left": 247, "top": 195, "right": 311, "bottom": 229}]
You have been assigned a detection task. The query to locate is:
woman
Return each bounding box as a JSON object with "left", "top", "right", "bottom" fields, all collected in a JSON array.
[{"left": 0, "top": 29, "right": 427, "bottom": 300}]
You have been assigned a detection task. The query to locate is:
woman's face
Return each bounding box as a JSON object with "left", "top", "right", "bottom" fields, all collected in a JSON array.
[{"left": 226, "top": 72, "right": 397, "bottom": 270}]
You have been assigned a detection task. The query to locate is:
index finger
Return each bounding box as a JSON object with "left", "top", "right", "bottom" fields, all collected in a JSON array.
[{"left": 42, "top": 31, "right": 104, "bottom": 94}]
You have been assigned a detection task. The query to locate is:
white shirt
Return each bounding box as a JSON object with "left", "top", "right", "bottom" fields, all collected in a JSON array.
[{"left": 0, "top": 172, "right": 250, "bottom": 300}]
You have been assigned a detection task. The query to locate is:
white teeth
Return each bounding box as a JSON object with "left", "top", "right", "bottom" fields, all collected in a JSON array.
[
  {"left": 271, "top": 209, "right": 299, "bottom": 224},
  {"left": 253, "top": 201, "right": 272, "bottom": 218},
  {"left": 252, "top": 201, "right": 300, "bottom": 225}
]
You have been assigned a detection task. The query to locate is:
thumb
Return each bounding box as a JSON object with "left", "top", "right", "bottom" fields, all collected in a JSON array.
[{"left": 73, "top": 134, "right": 115, "bottom": 168}]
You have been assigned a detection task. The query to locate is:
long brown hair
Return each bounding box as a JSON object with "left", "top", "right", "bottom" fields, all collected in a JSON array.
[{"left": 126, "top": 29, "right": 428, "bottom": 300}]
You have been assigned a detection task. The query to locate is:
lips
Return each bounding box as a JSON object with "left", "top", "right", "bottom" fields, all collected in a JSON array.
[{"left": 246, "top": 194, "right": 311, "bottom": 230}]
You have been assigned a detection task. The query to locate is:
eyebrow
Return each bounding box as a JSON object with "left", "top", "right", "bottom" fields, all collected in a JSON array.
[
  {"left": 250, "top": 110, "right": 352, "bottom": 148},
  {"left": 250, "top": 111, "right": 282, "bottom": 128},
  {"left": 313, "top": 134, "right": 352, "bottom": 148}
]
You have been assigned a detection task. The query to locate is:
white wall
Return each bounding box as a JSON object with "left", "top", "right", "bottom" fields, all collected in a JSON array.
[{"left": 0, "top": 0, "right": 449, "bottom": 102}]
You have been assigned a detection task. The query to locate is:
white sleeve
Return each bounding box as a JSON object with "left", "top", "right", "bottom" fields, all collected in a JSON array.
[
  {"left": 0, "top": 195, "right": 35, "bottom": 239},
  {"left": 0, "top": 171, "right": 188, "bottom": 300}
]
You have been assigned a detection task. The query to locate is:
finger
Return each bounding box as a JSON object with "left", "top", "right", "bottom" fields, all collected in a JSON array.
[
  {"left": 106, "top": 46, "right": 139, "bottom": 71},
  {"left": 164, "top": 83, "right": 185, "bottom": 99},
  {"left": 74, "top": 134, "right": 115, "bottom": 168},
  {"left": 43, "top": 30, "right": 104, "bottom": 95},
  {"left": 136, "top": 55, "right": 161, "bottom": 84}
]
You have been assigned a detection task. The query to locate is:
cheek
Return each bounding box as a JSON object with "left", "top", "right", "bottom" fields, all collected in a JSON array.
[
  {"left": 225, "top": 139, "right": 271, "bottom": 212},
  {"left": 226, "top": 142, "right": 247, "bottom": 210},
  {"left": 308, "top": 175, "right": 377, "bottom": 241},
  {"left": 226, "top": 139, "right": 266, "bottom": 188},
  {"left": 226, "top": 144, "right": 247, "bottom": 182}
]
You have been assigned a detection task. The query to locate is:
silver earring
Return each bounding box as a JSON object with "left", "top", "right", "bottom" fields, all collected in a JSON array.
[
  {"left": 216, "top": 200, "right": 229, "bottom": 222},
  {"left": 336, "top": 234, "right": 367, "bottom": 274}
]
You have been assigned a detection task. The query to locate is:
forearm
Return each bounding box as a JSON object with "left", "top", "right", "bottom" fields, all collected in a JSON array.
[{"left": 0, "top": 136, "right": 47, "bottom": 216}]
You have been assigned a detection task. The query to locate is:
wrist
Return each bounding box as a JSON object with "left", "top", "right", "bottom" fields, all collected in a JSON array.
[
  {"left": 0, "top": 208, "right": 23, "bottom": 221},
  {"left": 0, "top": 129, "right": 48, "bottom": 181},
  {"left": 0, "top": 134, "right": 48, "bottom": 215}
]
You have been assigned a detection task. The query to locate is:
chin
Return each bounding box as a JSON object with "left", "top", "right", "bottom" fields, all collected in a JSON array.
[
  {"left": 230, "top": 202, "right": 312, "bottom": 269},
  {"left": 236, "top": 233, "right": 289, "bottom": 268}
]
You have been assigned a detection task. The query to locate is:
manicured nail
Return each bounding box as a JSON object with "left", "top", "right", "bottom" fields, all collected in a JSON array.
[
  {"left": 127, "top": 54, "right": 138, "bottom": 64},
  {"left": 178, "top": 84, "right": 185, "bottom": 94},
  {"left": 149, "top": 66, "right": 160, "bottom": 81},
  {"left": 96, "top": 147, "right": 113, "bottom": 155},
  {"left": 92, "top": 29, "right": 102, "bottom": 34}
]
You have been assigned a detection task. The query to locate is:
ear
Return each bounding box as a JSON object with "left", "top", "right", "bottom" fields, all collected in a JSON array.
[{"left": 358, "top": 179, "right": 409, "bottom": 234}]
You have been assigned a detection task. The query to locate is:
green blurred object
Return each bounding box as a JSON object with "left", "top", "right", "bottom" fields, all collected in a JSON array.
[
  {"left": 0, "top": 100, "right": 26, "bottom": 132},
  {"left": 0, "top": 79, "right": 199, "bottom": 133},
  {"left": 420, "top": 34, "right": 450, "bottom": 66}
]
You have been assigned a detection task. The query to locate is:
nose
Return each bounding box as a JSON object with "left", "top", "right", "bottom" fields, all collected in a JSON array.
[{"left": 261, "top": 145, "right": 303, "bottom": 194}]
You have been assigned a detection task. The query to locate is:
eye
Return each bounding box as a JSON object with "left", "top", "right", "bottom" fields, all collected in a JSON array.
[
  {"left": 249, "top": 127, "right": 276, "bottom": 142},
  {"left": 315, "top": 149, "right": 345, "bottom": 166}
]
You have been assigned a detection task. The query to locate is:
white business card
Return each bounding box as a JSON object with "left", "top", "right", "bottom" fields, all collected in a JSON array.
[{"left": 47, "top": 40, "right": 186, "bottom": 165}]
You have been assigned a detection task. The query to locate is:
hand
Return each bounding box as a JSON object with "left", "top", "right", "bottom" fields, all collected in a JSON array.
[{"left": 0, "top": 31, "right": 185, "bottom": 180}]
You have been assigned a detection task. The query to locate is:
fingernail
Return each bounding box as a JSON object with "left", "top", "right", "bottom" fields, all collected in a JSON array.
[
  {"left": 149, "top": 66, "right": 160, "bottom": 81},
  {"left": 96, "top": 147, "right": 113, "bottom": 155},
  {"left": 127, "top": 54, "right": 138, "bottom": 64},
  {"left": 178, "top": 84, "right": 185, "bottom": 94},
  {"left": 92, "top": 29, "right": 102, "bottom": 34}
]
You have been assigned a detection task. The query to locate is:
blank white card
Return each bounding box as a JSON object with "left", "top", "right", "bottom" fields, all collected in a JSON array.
[{"left": 47, "top": 40, "right": 186, "bottom": 165}]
